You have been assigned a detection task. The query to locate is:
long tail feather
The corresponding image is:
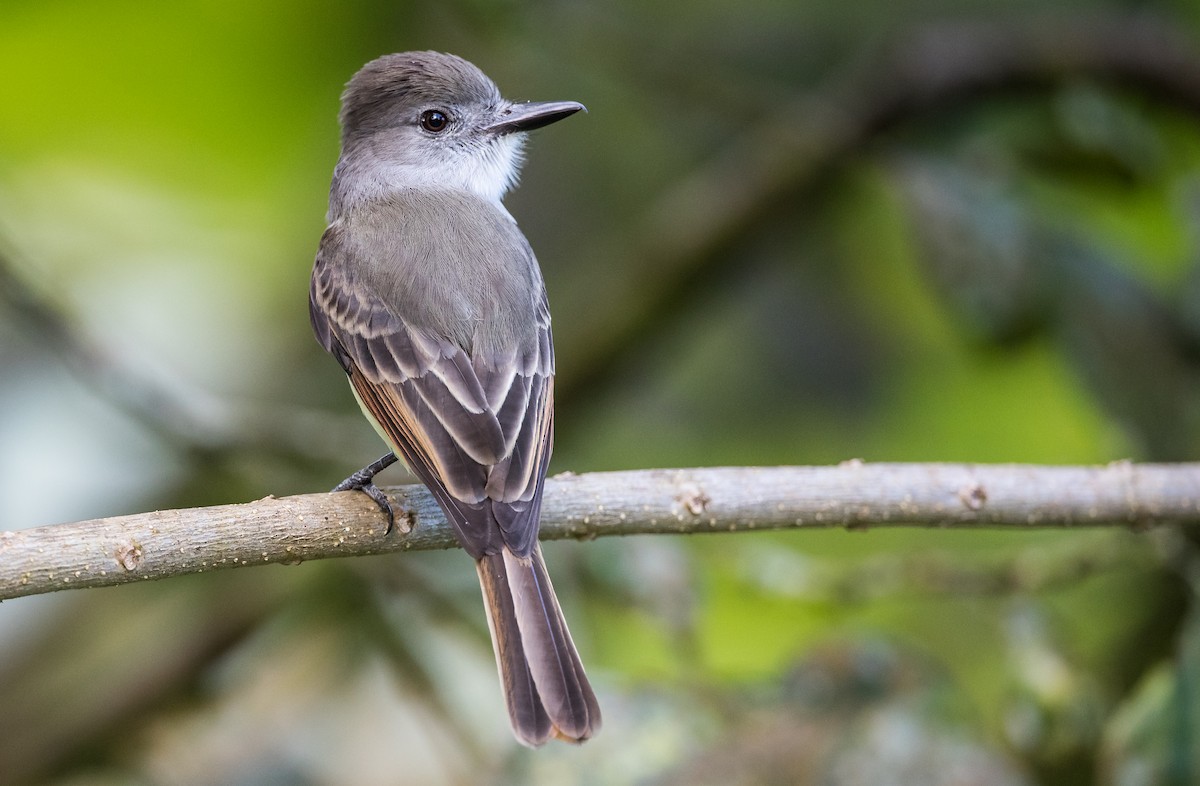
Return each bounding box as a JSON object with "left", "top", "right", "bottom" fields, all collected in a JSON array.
[
  {"left": 476, "top": 553, "right": 552, "bottom": 746},
  {"left": 476, "top": 545, "right": 600, "bottom": 745}
]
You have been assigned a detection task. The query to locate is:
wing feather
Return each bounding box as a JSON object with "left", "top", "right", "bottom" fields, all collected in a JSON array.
[{"left": 311, "top": 219, "right": 554, "bottom": 558}]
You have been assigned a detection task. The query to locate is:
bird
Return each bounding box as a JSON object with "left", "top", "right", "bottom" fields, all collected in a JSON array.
[{"left": 308, "top": 51, "right": 600, "bottom": 746}]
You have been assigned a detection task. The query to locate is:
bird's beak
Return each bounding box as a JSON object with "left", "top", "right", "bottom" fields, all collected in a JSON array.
[{"left": 485, "top": 101, "right": 586, "bottom": 134}]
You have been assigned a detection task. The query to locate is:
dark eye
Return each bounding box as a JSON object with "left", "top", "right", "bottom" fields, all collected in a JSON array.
[{"left": 420, "top": 109, "right": 449, "bottom": 133}]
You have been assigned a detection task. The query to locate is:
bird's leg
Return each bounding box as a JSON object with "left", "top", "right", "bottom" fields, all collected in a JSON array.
[{"left": 332, "top": 452, "right": 401, "bottom": 533}]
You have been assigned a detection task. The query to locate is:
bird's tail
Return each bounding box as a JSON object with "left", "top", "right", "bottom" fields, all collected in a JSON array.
[{"left": 475, "top": 544, "right": 601, "bottom": 746}]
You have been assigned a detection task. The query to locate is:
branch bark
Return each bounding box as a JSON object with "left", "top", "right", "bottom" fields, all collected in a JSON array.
[{"left": 3, "top": 462, "right": 1198, "bottom": 602}]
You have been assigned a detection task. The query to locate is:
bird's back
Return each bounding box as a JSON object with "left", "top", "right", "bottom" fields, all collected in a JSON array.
[{"left": 333, "top": 189, "right": 546, "bottom": 358}]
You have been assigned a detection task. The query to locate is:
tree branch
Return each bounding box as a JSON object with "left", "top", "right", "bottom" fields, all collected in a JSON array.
[{"left": 3, "top": 462, "right": 1198, "bottom": 602}]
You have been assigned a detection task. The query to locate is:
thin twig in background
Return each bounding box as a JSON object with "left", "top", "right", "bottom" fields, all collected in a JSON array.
[
  {"left": 0, "top": 243, "right": 389, "bottom": 469},
  {"left": 556, "top": 13, "right": 1200, "bottom": 405}
]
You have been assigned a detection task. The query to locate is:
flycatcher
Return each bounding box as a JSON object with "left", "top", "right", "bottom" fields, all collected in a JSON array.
[{"left": 309, "top": 51, "right": 599, "bottom": 745}]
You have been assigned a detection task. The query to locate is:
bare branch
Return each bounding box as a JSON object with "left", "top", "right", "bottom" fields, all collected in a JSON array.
[{"left": 2, "top": 462, "right": 1198, "bottom": 602}]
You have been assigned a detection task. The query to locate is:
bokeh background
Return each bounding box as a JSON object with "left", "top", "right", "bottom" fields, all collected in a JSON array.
[{"left": 2, "top": 1, "right": 1200, "bottom": 784}]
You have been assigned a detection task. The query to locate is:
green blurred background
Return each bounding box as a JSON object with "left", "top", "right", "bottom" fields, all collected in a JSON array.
[{"left": 2, "top": 1, "right": 1200, "bottom": 784}]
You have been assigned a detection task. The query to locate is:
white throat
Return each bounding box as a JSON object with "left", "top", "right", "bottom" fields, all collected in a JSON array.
[{"left": 331, "top": 133, "right": 526, "bottom": 216}]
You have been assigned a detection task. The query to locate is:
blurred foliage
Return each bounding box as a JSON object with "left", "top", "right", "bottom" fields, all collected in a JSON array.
[{"left": 2, "top": 1, "right": 1200, "bottom": 785}]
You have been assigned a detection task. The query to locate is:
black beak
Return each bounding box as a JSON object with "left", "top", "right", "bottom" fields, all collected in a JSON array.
[{"left": 485, "top": 100, "right": 586, "bottom": 134}]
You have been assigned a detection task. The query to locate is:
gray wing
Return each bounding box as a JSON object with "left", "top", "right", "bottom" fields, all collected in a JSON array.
[{"left": 310, "top": 222, "right": 554, "bottom": 558}]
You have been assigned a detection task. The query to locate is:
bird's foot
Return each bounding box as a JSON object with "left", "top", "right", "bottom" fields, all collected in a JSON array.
[{"left": 332, "top": 452, "right": 407, "bottom": 534}]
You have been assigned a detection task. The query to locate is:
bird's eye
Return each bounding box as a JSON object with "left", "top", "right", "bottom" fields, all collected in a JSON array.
[{"left": 420, "top": 109, "right": 449, "bottom": 133}]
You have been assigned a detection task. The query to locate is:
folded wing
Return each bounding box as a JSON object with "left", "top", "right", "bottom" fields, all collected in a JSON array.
[{"left": 309, "top": 221, "right": 554, "bottom": 558}]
